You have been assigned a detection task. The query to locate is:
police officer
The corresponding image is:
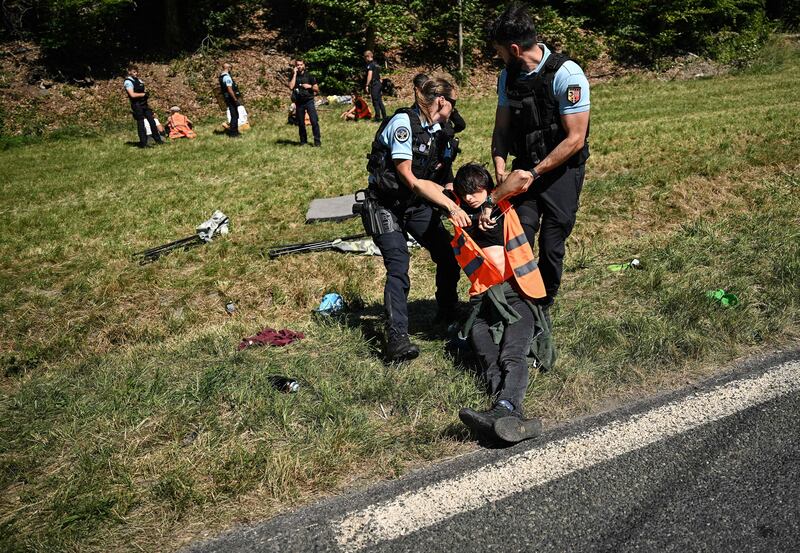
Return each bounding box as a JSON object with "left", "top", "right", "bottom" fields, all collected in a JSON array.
[
  {"left": 413, "top": 73, "right": 466, "bottom": 146},
  {"left": 219, "top": 63, "right": 241, "bottom": 138},
  {"left": 123, "top": 65, "right": 164, "bottom": 148},
  {"left": 365, "top": 78, "right": 471, "bottom": 362},
  {"left": 480, "top": 3, "right": 590, "bottom": 315},
  {"left": 288, "top": 59, "right": 321, "bottom": 146},
  {"left": 364, "top": 50, "right": 387, "bottom": 122}
]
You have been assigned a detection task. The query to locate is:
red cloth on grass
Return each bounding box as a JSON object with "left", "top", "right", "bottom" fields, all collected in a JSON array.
[{"left": 238, "top": 328, "right": 305, "bottom": 350}]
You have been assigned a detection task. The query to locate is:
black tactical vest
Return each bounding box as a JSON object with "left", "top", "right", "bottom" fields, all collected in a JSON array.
[
  {"left": 505, "top": 51, "right": 589, "bottom": 168},
  {"left": 366, "top": 107, "right": 450, "bottom": 202},
  {"left": 219, "top": 72, "right": 240, "bottom": 102},
  {"left": 125, "top": 76, "right": 146, "bottom": 108}
]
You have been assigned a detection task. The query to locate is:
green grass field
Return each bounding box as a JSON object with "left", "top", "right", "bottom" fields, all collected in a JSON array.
[{"left": 1, "top": 41, "right": 799, "bottom": 551}]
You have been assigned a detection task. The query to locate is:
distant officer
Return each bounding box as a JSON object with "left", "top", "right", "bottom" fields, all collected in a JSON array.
[
  {"left": 364, "top": 50, "right": 387, "bottom": 122},
  {"left": 481, "top": 3, "right": 591, "bottom": 317},
  {"left": 123, "top": 65, "right": 163, "bottom": 148},
  {"left": 364, "top": 78, "right": 470, "bottom": 362},
  {"left": 219, "top": 62, "right": 241, "bottom": 137},
  {"left": 288, "top": 59, "right": 321, "bottom": 146}
]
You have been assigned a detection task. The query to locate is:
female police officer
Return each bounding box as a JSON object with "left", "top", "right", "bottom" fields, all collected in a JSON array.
[{"left": 364, "top": 78, "right": 471, "bottom": 362}]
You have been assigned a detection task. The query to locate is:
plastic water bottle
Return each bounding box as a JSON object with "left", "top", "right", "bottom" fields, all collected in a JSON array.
[{"left": 268, "top": 376, "right": 300, "bottom": 393}]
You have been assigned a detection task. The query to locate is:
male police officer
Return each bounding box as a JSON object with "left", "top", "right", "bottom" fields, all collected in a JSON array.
[
  {"left": 219, "top": 63, "right": 241, "bottom": 138},
  {"left": 480, "top": 3, "right": 590, "bottom": 317},
  {"left": 123, "top": 65, "right": 164, "bottom": 148},
  {"left": 364, "top": 78, "right": 470, "bottom": 362},
  {"left": 364, "top": 50, "right": 387, "bottom": 122},
  {"left": 288, "top": 59, "right": 321, "bottom": 146}
]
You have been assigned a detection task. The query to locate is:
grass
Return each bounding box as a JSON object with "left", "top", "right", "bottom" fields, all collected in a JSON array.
[{"left": 1, "top": 42, "right": 799, "bottom": 551}]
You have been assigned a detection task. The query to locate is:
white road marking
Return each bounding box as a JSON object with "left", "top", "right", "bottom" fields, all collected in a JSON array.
[{"left": 333, "top": 361, "right": 800, "bottom": 551}]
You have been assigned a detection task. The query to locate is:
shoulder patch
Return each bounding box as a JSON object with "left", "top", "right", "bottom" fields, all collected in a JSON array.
[
  {"left": 394, "top": 126, "right": 410, "bottom": 143},
  {"left": 567, "top": 84, "right": 582, "bottom": 104}
]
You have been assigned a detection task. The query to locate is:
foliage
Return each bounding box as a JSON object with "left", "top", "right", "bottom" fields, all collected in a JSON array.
[
  {"left": 532, "top": 6, "right": 605, "bottom": 66},
  {"left": 561, "top": 0, "right": 773, "bottom": 64},
  {"left": 303, "top": 38, "right": 360, "bottom": 92}
]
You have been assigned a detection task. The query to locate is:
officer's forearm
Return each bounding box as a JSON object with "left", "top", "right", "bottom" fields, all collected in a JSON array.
[
  {"left": 410, "top": 178, "right": 457, "bottom": 211},
  {"left": 534, "top": 135, "right": 583, "bottom": 175},
  {"left": 288, "top": 75, "right": 296, "bottom": 89}
]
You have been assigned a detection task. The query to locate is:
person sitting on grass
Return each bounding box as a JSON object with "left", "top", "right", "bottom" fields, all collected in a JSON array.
[
  {"left": 166, "top": 106, "right": 196, "bottom": 139},
  {"left": 340, "top": 92, "right": 372, "bottom": 121},
  {"left": 449, "top": 162, "right": 548, "bottom": 444}
]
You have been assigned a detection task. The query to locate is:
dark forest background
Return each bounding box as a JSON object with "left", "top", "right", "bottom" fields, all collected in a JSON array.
[{"left": 1, "top": 1, "right": 799, "bottom": 87}]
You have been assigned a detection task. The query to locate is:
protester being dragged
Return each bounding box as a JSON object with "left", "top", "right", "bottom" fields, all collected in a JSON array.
[
  {"left": 123, "top": 65, "right": 164, "bottom": 148},
  {"left": 363, "top": 77, "right": 470, "bottom": 363},
  {"left": 364, "top": 50, "right": 387, "bottom": 122},
  {"left": 166, "top": 106, "right": 196, "bottom": 139},
  {"left": 449, "top": 163, "right": 548, "bottom": 444},
  {"left": 288, "top": 58, "right": 321, "bottom": 146},
  {"left": 340, "top": 91, "right": 372, "bottom": 121},
  {"left": 219, "top": 62, "right": 242, "bottom": 138}
]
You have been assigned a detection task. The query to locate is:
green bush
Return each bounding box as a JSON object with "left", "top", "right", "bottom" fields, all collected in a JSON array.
[
  {"left": 304, "top": 38, "right": 360, "bottom": 94},
  {"left": 533, "top": 6, "right": 605, "bottom": 66}
]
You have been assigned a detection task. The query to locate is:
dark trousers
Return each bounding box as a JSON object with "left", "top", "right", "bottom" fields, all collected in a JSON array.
[
  {"left": 226, "top": 99, "right": 239, "bottom": 136},
  {"left": 470, "top": 288, "right": 536, "bottom": 412},
  {"left": 371, "top": 202, "right": 460, "bottom": 334},
  {"left": 297, "top": 99, "right": 321, "bottom": 144},
  {"left": 132, "top": 105, "right": 161, "bottom": 147},
  {"left": 370, "top": 83, "right": 387, "bottom": 120},
  {"left": 512, "top": 162, "right": 585, "bottom": 302}
]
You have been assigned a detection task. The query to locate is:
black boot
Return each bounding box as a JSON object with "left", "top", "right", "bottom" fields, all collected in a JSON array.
[
  {"left": 459, "top": 401, "right": 514, "bottom": 437},
  {"left": 385, "top": 329, "right": 420, "bottom": 363},
  {"left": 493, "top": 412, "right": 543, "bottom": 444}
]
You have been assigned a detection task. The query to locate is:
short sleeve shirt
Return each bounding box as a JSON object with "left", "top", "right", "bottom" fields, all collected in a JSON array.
[
  {"left": 365, "top": 61, "right": 381, "bottom": 86},
  {"left": 378, "top": 109, "right": 441, "bottom": 161},
  {"left": 221, "top": 73, "right": 233, "bottom": 87},
  {"left": 497, "top": 43, "right": 590, "bottom": 115},
  {"left": 123, "top": 77, "right": 137, "bottom": 91}
]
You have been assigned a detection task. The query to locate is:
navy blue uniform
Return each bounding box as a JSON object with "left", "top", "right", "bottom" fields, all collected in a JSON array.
[
  {"left": 365, "top": 60, "right": 387, "bottom": 121},
  {"left": 292, "top": 71, "right": 320, "bottom": 145}
]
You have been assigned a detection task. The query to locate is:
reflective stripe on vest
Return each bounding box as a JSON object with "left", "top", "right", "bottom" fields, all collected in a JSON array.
[{"left": 450, "top": 199, "right": 546, "bottom": 299}]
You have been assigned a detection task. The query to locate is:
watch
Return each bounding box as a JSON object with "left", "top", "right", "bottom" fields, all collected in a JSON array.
[{"left": 482, "top": 195, "right": 496, "bottom": 210}]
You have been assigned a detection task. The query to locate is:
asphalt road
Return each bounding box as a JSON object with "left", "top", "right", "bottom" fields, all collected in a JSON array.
[{"left": 187, "top": 349, "right": 800, "bottom": 553}]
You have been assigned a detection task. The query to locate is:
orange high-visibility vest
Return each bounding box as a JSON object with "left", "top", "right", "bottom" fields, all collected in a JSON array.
[
  {"left": 354, "top": 96, "right": 372, "bottom": 119},
  {"left": 167, "top": 113, "right": 196, "bottom": 139},
  {"left": 450, "top": 199, "right": 546, "bottom": 299}
]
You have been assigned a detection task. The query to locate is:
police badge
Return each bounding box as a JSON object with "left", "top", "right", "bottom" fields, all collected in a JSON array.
[
  {"left": 394, "top": 126, "right": 410, "bottom": 143},
  {"left": 567, "top": 85, "right": 581, "bottom": 104}
]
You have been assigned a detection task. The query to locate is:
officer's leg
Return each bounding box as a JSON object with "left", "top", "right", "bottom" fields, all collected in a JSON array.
[
  {"left": 512, "top": 194, "right": 541, "bottom": 255},
  {"left": 537, "top": 165, "right": 585, "bottom": 301},
  {"left": 227, "top": 101, "right": 239, "bottom": 136},
  {"left": 297, "top": 101, "right": 308, "bottom": 144},
  {"left": 135, "top": 116, "right": 148, "bottom": 147},
  {"left": 307, "top": 104, "right": 321, "bottom": 144},
  {"left": 376, "top": 91, "right": 387, "bottom": 120},
  {"left": 404, "top": 204, "right": 460, "bottom": 313},
  {"left": 496, "top": 292, "right": 537, "bottom": 413},
  {"left": 371, "top": 87, "right": 386, "bottom": 120},
  {"left": 371, "top": 229, "right": 412, "bottom": 334},
  {"left": 470, "top": 316, "right": 502, "bottom": 396},
  {"left": 144, "top": 108, "right": 163, "bottom": 144}
]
